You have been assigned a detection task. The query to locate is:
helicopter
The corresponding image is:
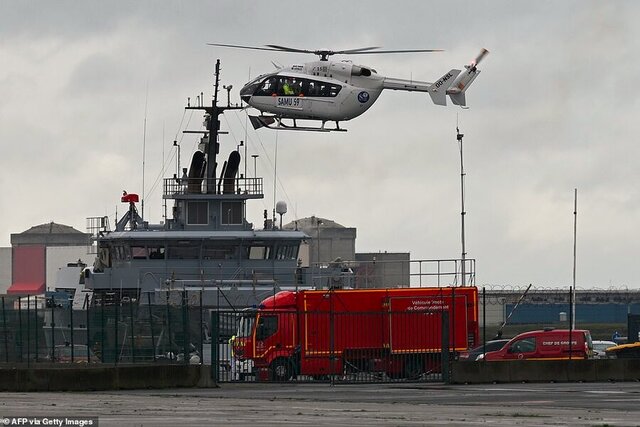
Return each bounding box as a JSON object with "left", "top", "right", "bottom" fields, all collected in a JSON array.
[{"left": 208, "top": 43, "right": 489, "bottom": 132}]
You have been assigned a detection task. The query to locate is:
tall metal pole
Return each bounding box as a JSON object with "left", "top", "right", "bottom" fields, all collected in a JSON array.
[
  {"left": 456, "top": 126, "right": 467, "bottom": 286},
  {"left": 572, "top": 188, "right": 578, "bottom": 329}
]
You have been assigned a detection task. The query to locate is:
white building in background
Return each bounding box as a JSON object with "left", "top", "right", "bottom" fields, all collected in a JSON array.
[{"left": 0, "top": 222, "right": 91, "bottom": 295}]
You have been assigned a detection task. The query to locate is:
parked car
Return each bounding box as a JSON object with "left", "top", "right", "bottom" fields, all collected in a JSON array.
[
  {"left": 458, "top": 339, "right": 510, "bottom": 362},
  {"left": 484, "top": 328, "right": 593, "bottom": 361},
  {"left": 592, "top": 340, "right": 617, "bottom": 359}
]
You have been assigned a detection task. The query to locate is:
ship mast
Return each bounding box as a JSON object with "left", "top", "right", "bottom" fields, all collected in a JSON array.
[{"left": 186, "top": 59, "right": 244, "bottom": 194}]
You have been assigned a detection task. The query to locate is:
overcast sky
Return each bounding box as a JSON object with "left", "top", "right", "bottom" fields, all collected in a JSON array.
[{"left": 1, "top": 1, "right": 639, "bottom": 289}]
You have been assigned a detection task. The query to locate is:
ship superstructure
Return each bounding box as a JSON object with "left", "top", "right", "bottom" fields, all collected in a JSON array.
[{"left": 83, "top": 60, "right": 344, "bottom": 308}]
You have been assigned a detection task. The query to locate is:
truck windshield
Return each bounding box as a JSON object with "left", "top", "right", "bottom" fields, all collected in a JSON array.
[{"left": 237, "top": 315, "right": 255, "bottom": 338}]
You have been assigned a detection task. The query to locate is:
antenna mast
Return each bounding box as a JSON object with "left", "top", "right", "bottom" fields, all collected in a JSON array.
[
  {"left": 456, "top": 122, "right": 467, "bottom": 286},
  {"left": 186, "top": 59, "right": 244, "bottom": 194}
]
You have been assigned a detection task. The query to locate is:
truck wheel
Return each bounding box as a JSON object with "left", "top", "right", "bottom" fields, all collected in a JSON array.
[{"left": 270, "top": 358, "right": 293, "bottom": 382}]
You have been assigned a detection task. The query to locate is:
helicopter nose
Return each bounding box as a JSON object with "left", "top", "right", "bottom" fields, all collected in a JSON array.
[{"left": 240, "top": 84, "right": 253, "bottom": 101}]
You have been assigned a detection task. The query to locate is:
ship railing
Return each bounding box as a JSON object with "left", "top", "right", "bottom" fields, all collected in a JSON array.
[
  {"left": 310, "top": 258, "right": 476, "bottom": 289},
  {"left": 163, "top": 177, "right": 263, "bottom": 197}
]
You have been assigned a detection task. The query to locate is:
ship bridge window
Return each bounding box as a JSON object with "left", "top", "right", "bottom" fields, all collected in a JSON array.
[
  {"left": 249, "top": 245, "right": 272, "bottom": 260},
  {"left": 131, "top": 246, "right": 147, "bottom": 260},
  {"left": 203, "top": 244, "right": 235, "bottom": 260},
  {"left": 221, "top": 201, "right": 243, "bottom": 225},
  {"left": 111, "top": 245, "right": 131, "bottom": 262},
  {"left": 275, "top": 244, "right": 299, "bottom": 260},
  {"left": 167, "top": 244, "right": 200, "bottom": 260},
  {"left": 148, "top": 246, "right": 165, "bottom": 260},
  {"left": 187, "top": 201, "right": 209, "bottom": 225}
]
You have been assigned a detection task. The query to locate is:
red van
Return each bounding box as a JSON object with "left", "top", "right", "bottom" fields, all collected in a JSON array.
[{"left": 484, "top": 329, "right": 593, "bottom": 361}]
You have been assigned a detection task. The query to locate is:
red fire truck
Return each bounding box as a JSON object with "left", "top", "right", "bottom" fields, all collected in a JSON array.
[{"left": 233, "top": 287, "right": 478, "bottom": 381}]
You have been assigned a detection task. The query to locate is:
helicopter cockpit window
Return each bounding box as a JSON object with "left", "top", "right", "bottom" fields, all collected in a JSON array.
[
  {"left": 277, "top": 77, "right": 302, "bottom": 96},
  {"left": 254, "top": 77, "right": 278, "bottom": 96}
]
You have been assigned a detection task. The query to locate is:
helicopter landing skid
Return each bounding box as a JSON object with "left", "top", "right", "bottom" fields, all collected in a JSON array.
[{"left": 249, "top": 115, "right": 347, "bottom": 132}]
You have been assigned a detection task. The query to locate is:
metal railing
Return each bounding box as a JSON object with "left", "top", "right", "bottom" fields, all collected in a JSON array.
[{"left": 163, "top": 177, "right": 263, "bottom": 197}]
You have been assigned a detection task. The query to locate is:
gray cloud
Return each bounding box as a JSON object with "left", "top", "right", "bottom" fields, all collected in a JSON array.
[{"left": 1, "top": 0, "right": 639, "bottom": 288}]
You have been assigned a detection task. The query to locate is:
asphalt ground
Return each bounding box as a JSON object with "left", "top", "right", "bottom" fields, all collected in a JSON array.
[{"left": 2, "top": 381, "right": 640, "bottom": 426}]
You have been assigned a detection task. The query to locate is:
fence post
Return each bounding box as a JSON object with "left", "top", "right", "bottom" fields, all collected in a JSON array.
[
  {"left": 50, "top": 298, "right": 55, "bottom": 361},
  {"left": 2, "top": 296, "right": 8, "bottom": 363},
  {"left": 166, "top": 291, "right": 173, "bottom": 361},
  {"left": 210, "top": 310, "right": 219, "bottom": 383},
  {"left": 27, "top": 296, "right": 30, "bottom": 366},
  {"left": 441, "top": 311, "right": 450, "bottom": 384},
  {"left": 451, "top": 287, "right": 456, "bottom": 358},
  {"left": 482, "top": 287, "right": 486, "bottom": 360},
  {"left": 182, "top": 290, "right": 189, "bottom": 365},
  {"left": 129, "top": 298, "right": 135, "bottom": 363},
  {"left": 199, "top": 290, "right": 203, "bottom": 365},
  {"left": 34, "top": 296, "right": 38, "bottom": 362},
  {"left": 70, "top": 297, "right": 74, "bottom": 363},
  {"left": 85, "top": 294, "right": 91, "bottom": 364},
  {"left": 101, "top": 299, "right": 105, "bottom": 363},
  {"left": 568, "top": 286, "right": 573, "bottom": 362},
  {"left": 329, "top": 288, "right": 335, "bottom": 385},
  {"left": 18, "top": 297, "right": 23, "bottom": 362},
  {"left": 114, "top": 299, "right": 119, "bottom": 365},
  {"left": 147, "top": 292, "right": 156, "bottom": 362}
]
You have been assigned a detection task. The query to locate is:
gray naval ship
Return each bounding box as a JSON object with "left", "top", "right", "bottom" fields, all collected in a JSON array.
[
  {"left": 42, "top": 60, "right": 352, "bottom": 359},
  {"left": 81, "top": 59, "right": 349, "bottom": 310}
]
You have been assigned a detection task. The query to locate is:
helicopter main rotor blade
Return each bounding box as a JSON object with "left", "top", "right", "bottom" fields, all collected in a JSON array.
[
  {"left": 207, "top": 43, "right": 289, "bottom": 53},
  {"left": 264, "top": 44, "right": 317, "bottom": 54},
  {"left": 332, "top": 46, "right": 381, "bottom": 54},
  {"left": 346, "top": 48, "right": 444, "bottom": 55}
]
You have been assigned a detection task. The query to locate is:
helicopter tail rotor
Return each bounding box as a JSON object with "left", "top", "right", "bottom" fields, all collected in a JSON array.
[{"left": 446, "top": 48, "right": 489, "bottom": 107}]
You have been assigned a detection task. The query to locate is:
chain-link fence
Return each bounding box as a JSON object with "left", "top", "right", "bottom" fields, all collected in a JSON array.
[{"left": 0, "top": 292, "right": 210, "bottom": 365}]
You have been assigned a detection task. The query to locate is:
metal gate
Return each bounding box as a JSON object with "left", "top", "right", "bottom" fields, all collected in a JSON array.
[{"left": 211, "top": 309, "right": 451, "bottom": 383}]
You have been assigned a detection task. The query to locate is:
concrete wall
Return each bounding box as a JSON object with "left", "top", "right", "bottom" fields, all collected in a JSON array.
[
  {"left": 46, "top": 246, "right": 92, "bottom": 291},
  {"left": 0, "top": 364, "right": 216, "bottom": 391},
  {"left": 0, "top": 247, "right": 11, "bottom": 294},
  {"left": 451, "top": 359, "right": 640, "bottom": 384}
]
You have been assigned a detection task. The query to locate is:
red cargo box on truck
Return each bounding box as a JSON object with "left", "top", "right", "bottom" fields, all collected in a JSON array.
[{"left": 233, "top": 286, "right": 478, "bottom": 381}]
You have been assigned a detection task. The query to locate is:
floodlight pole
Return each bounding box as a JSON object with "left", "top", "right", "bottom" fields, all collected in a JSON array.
[{"left": 456, "top": 126, "right": 467, "bottom": 286}]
